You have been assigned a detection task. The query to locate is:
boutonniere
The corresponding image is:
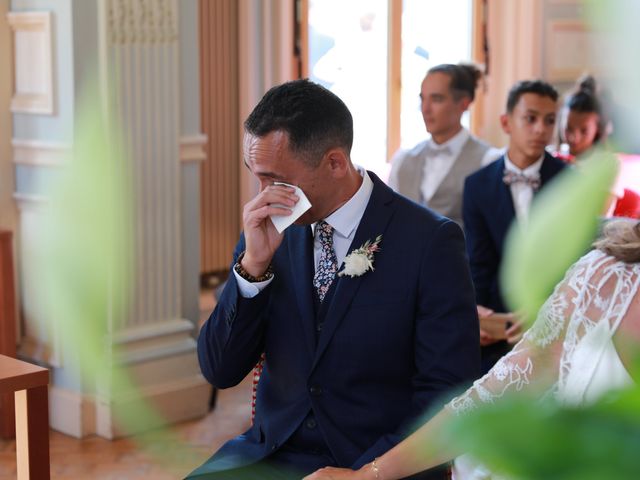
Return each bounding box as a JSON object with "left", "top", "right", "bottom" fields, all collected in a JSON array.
[{"left": 338, "top": 235, "right": 383, "bottom": 278}]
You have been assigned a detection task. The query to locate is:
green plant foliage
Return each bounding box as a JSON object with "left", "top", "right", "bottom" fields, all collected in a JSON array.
[
  {"left": 499, "top": 151, "right": 618, "bottom": 325},
  {"left": 445, "top": 387, "right": 640, "bottom": 480},
  {"left": 26, "top": 76, "right": 200, "bottom": 474}
]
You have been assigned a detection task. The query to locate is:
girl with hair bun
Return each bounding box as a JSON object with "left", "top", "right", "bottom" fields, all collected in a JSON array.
[
  {"left": 556, "top": 75, "right": 640, "bottom": 220},
  {"left": 557, "top": 74, "right": 611, "bottom": 161}
]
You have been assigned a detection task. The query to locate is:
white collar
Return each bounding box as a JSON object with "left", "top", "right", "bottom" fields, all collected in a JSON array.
[
  {"left": 313, "top": 167, "right": 373, "bottom": 239},
  {"left": 428, "top": 127, "right": 469, "bottom": 157},
  {"left": 504, "top": 152, "right": 544, "bottom": 175}
]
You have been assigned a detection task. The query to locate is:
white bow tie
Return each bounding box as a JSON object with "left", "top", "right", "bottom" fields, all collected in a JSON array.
[{"left": 427, "top": 143, "right": 452, "bottom": 156}]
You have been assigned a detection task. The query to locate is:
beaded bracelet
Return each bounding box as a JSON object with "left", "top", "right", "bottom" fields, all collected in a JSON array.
[{"left": 233, "top": 251, "right": 274, "bottom": 283}]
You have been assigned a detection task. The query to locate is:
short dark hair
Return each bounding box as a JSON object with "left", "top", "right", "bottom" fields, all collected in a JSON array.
[
  {"left": 244, "top": 79, "right": 353, "bottom": 167},
  {"left": 506, "top": 80, "right": 559, "bottom": 113},
  {"left": 428, "top": 63, "right": 483, "bottom": 101}
]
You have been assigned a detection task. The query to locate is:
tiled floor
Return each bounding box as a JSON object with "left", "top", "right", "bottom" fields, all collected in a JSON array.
[{"left": 0, "top": 287, "right": 252, "bottom": 479}]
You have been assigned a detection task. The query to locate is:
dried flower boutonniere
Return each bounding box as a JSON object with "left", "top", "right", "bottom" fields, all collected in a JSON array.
[{"left": 338, "top": 235, "right": 382, "bottom": 278}]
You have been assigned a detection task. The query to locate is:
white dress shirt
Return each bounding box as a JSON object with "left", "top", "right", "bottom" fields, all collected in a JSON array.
[
  {"left": 235, "top": 167, "right": 374, "bottom": 298},
  {"left": 420, "top": 128, "right": 470, "bottom": 203},
  {"left": 504, "top": 153, "right": 544, "bottom": 223}
]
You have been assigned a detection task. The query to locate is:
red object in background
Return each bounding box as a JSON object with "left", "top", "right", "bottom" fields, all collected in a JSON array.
[
  {"left": 552, "top": 151, "right": 576, "bottom": 164},
  {"left": 613, "top": 188, "right": 640, "bottom": 219},
  {"left": 552, "top": 143, "right": 576, "bottom": 164}
]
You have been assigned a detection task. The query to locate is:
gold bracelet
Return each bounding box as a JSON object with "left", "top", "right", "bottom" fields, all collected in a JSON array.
[{"left": 371, "top": 458, "right": 382, "bottom": 479}]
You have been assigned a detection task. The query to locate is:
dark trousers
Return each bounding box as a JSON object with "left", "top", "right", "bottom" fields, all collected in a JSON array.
[
  {"left": 185, "top": 451, "right": 450, "bottom": 479},
  {"left": 184, "top": 446, "right": 335, "bottom": 479}
]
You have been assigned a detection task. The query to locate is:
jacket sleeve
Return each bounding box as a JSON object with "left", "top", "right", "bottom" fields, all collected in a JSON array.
[
  {"left": 352, "top": 220, "right": 481, "bottom": 469},
  {"left": 197, "top": 236, "right": 272, "bottom": 389},
  {"left": 463, "top": 176, "right": 499, "bottom": 308}
]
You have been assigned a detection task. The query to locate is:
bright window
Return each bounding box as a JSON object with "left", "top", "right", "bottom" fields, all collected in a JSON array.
[
  {"left": 307, "top": 0, "right": 473, "bottom": 180},
  {"left": 309, "top": 0, "right": 389, "bottom": 178},
  {"left": 400, "top": 0, "right": 472, "bottom": 150}
]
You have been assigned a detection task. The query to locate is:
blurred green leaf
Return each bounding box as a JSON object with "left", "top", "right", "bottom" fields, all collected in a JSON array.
[
  {"left": 446, "top": 387, "right": 640, "bottom": 480},
  {"left": 27, "top": 75, "right": 200, "bottom": 474},
  {"left": 500, "top": 151, "right": 618, "bottom": 324}
]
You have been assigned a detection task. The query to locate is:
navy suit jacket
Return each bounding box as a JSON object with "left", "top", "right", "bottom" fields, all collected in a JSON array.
[
  {"left": 191, "top": 172, "right": 480, "bottom": 478},
  {"left": 462, "top": 152, "right": 566, "bottom": 314}
]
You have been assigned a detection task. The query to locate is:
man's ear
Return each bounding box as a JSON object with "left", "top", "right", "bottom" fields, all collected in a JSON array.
[
  {"left": 458, "top": 96, "right": 472, "bottom": 113},
  {"left": 500, "top": 113, "right": 511, "bottom": 135},
  {"left": 325, "top": 148, "right": 349, "bottom": 177}
]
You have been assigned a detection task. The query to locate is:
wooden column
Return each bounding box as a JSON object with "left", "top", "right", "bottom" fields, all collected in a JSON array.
[
  {"left": 0, "top": 230, "right": 17, "bottom": 438},
  {"left": 199, "top": 0, "right": 240, "bottom": 277}
]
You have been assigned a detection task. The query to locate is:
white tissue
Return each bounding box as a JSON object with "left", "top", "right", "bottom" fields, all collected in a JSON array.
[{"left": 269, "top": 182, "right": 312, "bottom": 233}]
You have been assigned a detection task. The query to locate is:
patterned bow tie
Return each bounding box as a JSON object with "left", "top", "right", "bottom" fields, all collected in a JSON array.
[{"left": 502, "top": 170, "right": 541, "bottom": 191}]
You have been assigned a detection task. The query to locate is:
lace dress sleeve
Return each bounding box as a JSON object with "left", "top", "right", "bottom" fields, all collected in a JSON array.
[{"left": 448, "top": 252, "right": 600, "bottom": 415}]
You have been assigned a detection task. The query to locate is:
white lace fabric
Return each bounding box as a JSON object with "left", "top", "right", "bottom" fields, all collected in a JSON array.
[{"left": 449, "top": 249, "right": 640, "bottom": 415}]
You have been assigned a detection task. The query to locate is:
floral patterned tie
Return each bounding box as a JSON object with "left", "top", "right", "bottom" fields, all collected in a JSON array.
[{"left": 313, "top": 220, "right": 338, "bottom": 302}]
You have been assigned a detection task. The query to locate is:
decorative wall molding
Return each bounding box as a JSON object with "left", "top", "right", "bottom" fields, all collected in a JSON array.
[
  {"left": 49, "top": 387, "right": 96, "bottom": 438},
  {"left": 12, "top": 193, "right": 49, "bottom": 212},
  {"left": 106, "top": 0, "right": 178, "bottom": 45},
  {"left": 100, "top": 0, "right": 183, "bottom": 329},
  {"left": 7, "top": 11, "right": 54, "bottom": 115},
  {"left": 12, "top": 139, "right": 70, "bottom": 167},
  {"left": 50, "top": 374, "right": 210, "bottom": 439},
  {"left": 112, "top": 318, "right": 196, "bottom": 365},
  {"left": 545, "top": 19, "right": 590, "bottom": 82},
  {"left": 95, "top": 373, "right": 210, "bottom": 439},
  {"left": 179, "top": 134, "right": 207, "bottom": 163},
  {"left": 113, "top": 318, "right": 193, "bottom": 344}
]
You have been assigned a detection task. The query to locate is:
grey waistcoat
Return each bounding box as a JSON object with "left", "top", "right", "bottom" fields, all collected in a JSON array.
[{"left": 395, "top": 136, "right": 491, "bottom": 227}]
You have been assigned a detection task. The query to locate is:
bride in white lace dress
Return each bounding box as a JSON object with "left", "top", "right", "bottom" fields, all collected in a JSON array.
[{"left": 305, "top": 219, "right": 640, "bottom": 480}]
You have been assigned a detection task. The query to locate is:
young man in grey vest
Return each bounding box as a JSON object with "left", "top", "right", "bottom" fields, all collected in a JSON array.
[{"left": 388, "top": 63, "right": 501, "bottom": 227}]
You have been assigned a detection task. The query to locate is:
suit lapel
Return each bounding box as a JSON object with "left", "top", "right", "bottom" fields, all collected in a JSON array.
[
  {"left": 490, "top": 157, "right": 517, "bottom": 248},
  {"left": 287, "top": 225, "right": 317, "bottom": 359},
  {"left": 493, "top": 157, "right": 516, "bottom": 221},
  {"left": 537, "top": 152, "right": 562, "bottom": 192},
  {"left": 311, "top": 173, "right": 396, "bottom": 371}
]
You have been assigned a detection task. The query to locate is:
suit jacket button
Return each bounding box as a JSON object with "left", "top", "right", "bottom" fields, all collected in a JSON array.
[
  {"left": 309, "top": 385, "right": 323, "bottom": 396},
  {"left": 316, "top": 322, "right": 323, "bottom": 332},
  {"left": 271, "top": 443, "right": 278, "bottom": 451},
  {"left": 305, "top": 418, "right": 317, "bottom": 429}
]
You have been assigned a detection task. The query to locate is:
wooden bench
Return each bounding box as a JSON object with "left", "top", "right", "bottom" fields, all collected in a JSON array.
[{"left": 0, "top": 354, "right": 50, "bottom": 479}]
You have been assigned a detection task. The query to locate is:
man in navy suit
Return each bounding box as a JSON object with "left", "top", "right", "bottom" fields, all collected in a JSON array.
[
  {"left": 187, "top": 80, "right": 480, "bottom": 479},
  {"left": 463, "top": 80, "right": 566, "bottom": 373}
]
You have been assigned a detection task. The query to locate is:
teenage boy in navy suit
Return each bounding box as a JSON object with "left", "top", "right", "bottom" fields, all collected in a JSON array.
[{"left": 463, "top": 80, "right": 566, "bottom": 373}]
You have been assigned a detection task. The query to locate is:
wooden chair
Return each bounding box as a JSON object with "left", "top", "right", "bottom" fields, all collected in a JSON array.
[{"left": 0, "top": 354, "right": 50, "bottom": 479}]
